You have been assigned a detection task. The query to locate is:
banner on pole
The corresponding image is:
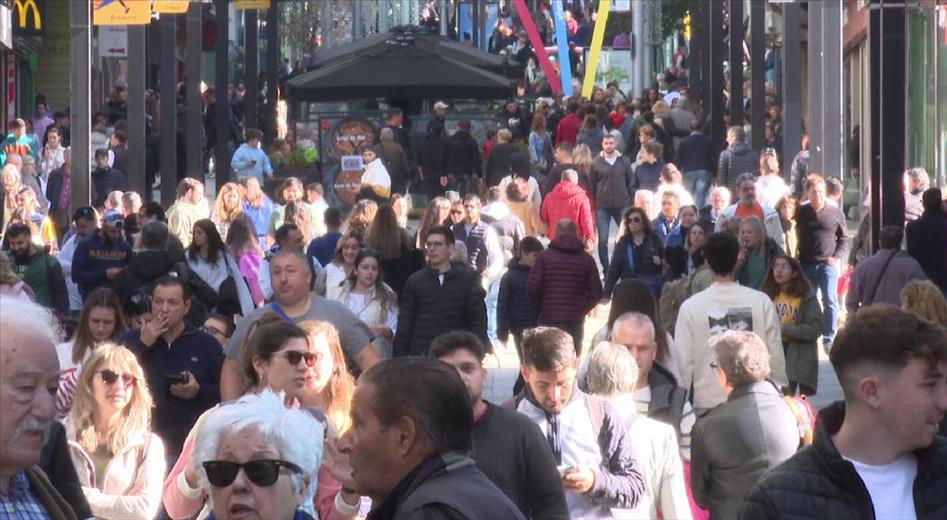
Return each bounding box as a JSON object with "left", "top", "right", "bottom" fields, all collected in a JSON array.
[
  {"left": 581, "top": 0, "right": 611, "bottom": 98},
  {"left": 153, "top": 0, "right": 189, "bottom": 14},
  {"left": 234, "top": 0, "right": 270, "bottom": 9},
  {"left": 551, "top": 0, "right": 573, "bottom": 97},
  {"left": 93, "top": 0, "right": 152, "bottom": 26}
]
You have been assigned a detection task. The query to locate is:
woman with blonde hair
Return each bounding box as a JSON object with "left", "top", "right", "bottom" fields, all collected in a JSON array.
[
  {"left": 56, "top": 288, "right": 127, "bottom": 416},
  {"left": 162, "top": 317, "right": 361, "bottom": 520},
  {"left": 900, "top": 279, "right": 947, "bottom": 327},
  {"left": 735, "top": 216, "right": 784, "bottom": 290},
  {"left": 340, "top": 199, "right": 377, "bottom": 238},
  {"left": 315, "top": 231, "right": 363, "bottom": 300},
  {"left": 65, "top": 344, "right": 166, "bottom": 520},
  {"left": 571, "top": 143, "right": 594, "bottom": 192},
  {"left": 211, "top": 181, "right": 243, "bottom": 240},
  {"left": 415, "top": 196, "right": 452, "bottom": 249},
  {"left": 1, "top": 163, "right": 20, "bottom": 231}
]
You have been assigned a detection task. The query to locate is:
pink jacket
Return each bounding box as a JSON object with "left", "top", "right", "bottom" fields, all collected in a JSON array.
[{"left": 162, "top": 413, "right": 352, "bottom": 520}]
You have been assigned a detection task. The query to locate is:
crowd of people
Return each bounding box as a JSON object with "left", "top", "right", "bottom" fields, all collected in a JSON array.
[{"left": 3, "top": 57, "right": 947, "bottom": 520}]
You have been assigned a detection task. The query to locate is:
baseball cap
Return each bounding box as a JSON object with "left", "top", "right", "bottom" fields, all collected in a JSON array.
[
  {"left": 103, "top": 210, "right": 124, "bottom": 228},
  {"left": 72, "top": 206, "right": 96, "bottom": 222},
  {"left": 434, "top": 101, "right": 449, "bottom": 110}
]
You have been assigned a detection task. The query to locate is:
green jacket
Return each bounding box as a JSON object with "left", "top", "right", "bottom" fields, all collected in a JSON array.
[
  {"left": 6, "top": 247, "right": 68, "bottom": 315},
  {"left": 781, "top": 290, "right": 822, "bottom": 394},
  {"left": 25, "top": 465, "right": 77, "bottom": 520}
]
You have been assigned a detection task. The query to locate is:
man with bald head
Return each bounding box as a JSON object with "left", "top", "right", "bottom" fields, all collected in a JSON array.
[
  {"left": 541, "top": 169, "right": 594, "bottom": 247},
  {"left": 220, "top": 249, "right": 379, "bottom": 400},
  {"left": 0, "top": 296, "right": 76, "bottom": 519},
  {"left": 527, "top": 219, "right": 602, "bottom": 354}
]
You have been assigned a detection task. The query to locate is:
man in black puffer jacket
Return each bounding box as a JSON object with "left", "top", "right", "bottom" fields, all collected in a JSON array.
[
  {"left": 445, "top": 120, "right": 483, "bottom": 196},
  {"left": 395, "top": 225, "right": 488, "bottom": 357},
  {"left": 741, "top": 306, "right": 947, "bottom": 520}
]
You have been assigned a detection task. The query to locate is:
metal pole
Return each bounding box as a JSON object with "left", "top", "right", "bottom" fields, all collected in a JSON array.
[
  {"left": 822, "top": 0, "right": 844, "bottom": 181},
  {"left": 246, "top": 9, "right": 258, "bottom": 131},
  {"left": 215, "top": 0, "right": 231, "bottom": 184},
  {"left": 869, "top": 0, "right": 906, "bottom": 240},
  {"left": 323, "top": 0, "right": 333, "bottom": 49},
  {"left": 69, "top": 0, "right": 91, "bottom": 210},
  {"left": 781, "top": 1, "right": 802, "bottom": 182},
  {"left": 159, "top": 13, "right": 178, "bottom": 204},
  {"left": 266, "top": 3, "right": 279, "bottom": 146},
  {"left": 750, "top": 0, "right": 765, "bottom": 151},
  {"left": 709, "top": 1, "right": 726, "bottom": 156},
  {"left": 728, "top": 0, "right": 744, "bottom": 132},
  {"left": 700, "top": 0, "right": 712, "bottom": 123},
  {"left": 352, "top": 0, "right": 362, "bottom": 40},
  {"left": 472, "top": 0, "right": 480, "bottom": 49},
  {"left": 127, "top": 25, "right": 147, "bottom": 195},
  {"left": 186, "top": 2, "right": 203, "bottom": 181},
  {"left": 688, "top": 0, "right": 701, "bottom": 109},
  {"left": 439, "top": 0, "right": 448, "bottom": 35},
  {"left": 807, "top": 1, "right": 824, "bottom": 175}
]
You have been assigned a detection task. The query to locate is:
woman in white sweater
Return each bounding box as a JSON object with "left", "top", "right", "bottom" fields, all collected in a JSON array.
[
  {"left": 331, "top": 249, "right": 398, "bottom": 359},
  {"left": 65, "top": 344, "right": 166, "bottom": 520},
  {"left": 186, "top": 219, "right": 255, "bottom": 316}
]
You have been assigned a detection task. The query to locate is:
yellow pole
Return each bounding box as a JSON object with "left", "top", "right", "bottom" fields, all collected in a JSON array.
[{"left": 581, "top": 0, "right": 612, "bottom": 98}]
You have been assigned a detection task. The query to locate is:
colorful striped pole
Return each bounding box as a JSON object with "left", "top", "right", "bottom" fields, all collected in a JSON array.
[
  {"left": 552, "top": 0, "right": 574, "bottom": 97},
  {"left": 581, "top": 0, "right": 612, "bottom": 98},
  {"left": 513, "top": 0, "right": 562, "bottom": 94}
]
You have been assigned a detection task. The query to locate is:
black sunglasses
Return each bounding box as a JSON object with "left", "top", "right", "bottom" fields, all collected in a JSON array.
[
  {"left": 627, "top": 217, "right": 642, "bottom": 224},
  {"left": 277, "top": 350, "right": 319, "bottom": 367},
  {"left": 202, "top": 459, "right": 303, "bottom": 487},
  {"left": 99, "top": 369, "right": 136, "bottom": 387}
]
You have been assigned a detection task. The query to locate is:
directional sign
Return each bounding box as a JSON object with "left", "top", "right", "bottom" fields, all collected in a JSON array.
[
  {"left": 234, "top": 0, "right": 270, "bottom": 9},
  {"left": 153, "top": 0, "right": 189, "bottom": 14},
  {"left": 99, "top": 25, "right": 127, "bottom": 57},
  {"left": 93, "top": 0, "right": 152, "bottom": 26}
]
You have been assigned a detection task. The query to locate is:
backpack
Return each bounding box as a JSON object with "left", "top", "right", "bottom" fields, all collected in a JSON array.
[{"left": 782, "top": 393, "right": 817, "bottom": 447}]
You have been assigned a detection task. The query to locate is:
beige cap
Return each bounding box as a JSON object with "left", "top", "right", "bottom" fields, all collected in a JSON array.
[{"left": 433, "top": 101, "right": 449, "bottom": 110}]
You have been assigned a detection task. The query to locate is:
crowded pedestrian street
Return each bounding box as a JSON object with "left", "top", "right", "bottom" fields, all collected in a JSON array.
[{"left": 2, "top": 1, "right": 946, "bottom": 520}]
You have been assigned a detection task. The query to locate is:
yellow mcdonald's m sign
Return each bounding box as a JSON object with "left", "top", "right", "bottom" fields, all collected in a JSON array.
[{"left": 14, "top": 0, "right": 43, "bottom": 34}]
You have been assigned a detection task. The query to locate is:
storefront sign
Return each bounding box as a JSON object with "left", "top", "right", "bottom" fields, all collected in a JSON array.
[
  {"left": 93, "top": 0, "right": 151, "bottom": 26},
  {"left": 12, "top": 0, "right": 43, "bottom": 36},
  {"left": 0, "top": 5, "right": 12, "bottom": 48},
  {"left": 234, "top": 0, "right": 270, "bottom": 10},
  {"left": 153, "top": 0, "right": 189, "bottom": 14},
  {"left": 99, "top": 25, "right": 127, "bottom": 57},
  {"left": 329, "top": 119, "right": 375, "bottom": 159}
]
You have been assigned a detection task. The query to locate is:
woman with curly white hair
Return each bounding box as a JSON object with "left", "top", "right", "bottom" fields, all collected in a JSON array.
[{"left": 192, "top": 389, "right": 325, "bottom": 520}]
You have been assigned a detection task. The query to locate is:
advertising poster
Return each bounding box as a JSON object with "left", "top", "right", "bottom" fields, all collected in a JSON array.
[{"left": 93, "top": 0, "right": 151, "bottom": 26}]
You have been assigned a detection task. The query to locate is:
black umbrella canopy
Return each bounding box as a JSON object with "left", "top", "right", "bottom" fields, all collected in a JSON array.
[
  {"left": 305, "top": 25, "right": 511, "bottom": 74},
  {"left": 287, "top": 42, "right": 513, "bottom": 101}
]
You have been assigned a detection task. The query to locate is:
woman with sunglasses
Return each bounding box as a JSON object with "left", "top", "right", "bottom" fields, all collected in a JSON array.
[
  {"left": 314, "top": 232, "right": 363, "bottom": 301},
  {"left": 65, "top": 344, "right": 166, "bottom": 520},
  {"left": 163, "top": 317, "right": 360, "bottom": 520},
  {"left": 193, "top": 390, "right": 325, "bottom": 520},
  {"left": 604, "top": 207, "right": 665, "bottom": 300},
  {"left": 56, "top": 288, "right": 127, "bottom": 417},
  {"left": 330, "top": 249, "right": 398, "bottom": 359}
]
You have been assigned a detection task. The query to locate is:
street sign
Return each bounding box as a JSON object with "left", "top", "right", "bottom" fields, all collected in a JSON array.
[
  {"left": 99, "top": 25, "right": 127, "bottom": 57},
  {"left": 93, "top": 0, "right": 152, "bottom": 26},
  {"left": 234, "top": 0, "right": 270, "bottom": 10},
  {"left": 153, "top": 0, "right": 189, "bottom": 14}
]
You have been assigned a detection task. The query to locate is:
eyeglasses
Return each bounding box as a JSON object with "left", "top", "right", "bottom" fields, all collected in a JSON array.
[
  {"left": 99, "top": 370, "right": 137, "bottom": 387},
  {"left": 202, "top": 459, "right": 303, "bottom": 487},
  {"left": 450, "top": 210, "right": 463, "bottom": 215},
  {"left": 627, "top": 217, "right": 642, "bottom": 224},
  {"left": 424, "top": 241, "right": 447, "bottom": 249},
  {"left": 276, "top": 350, "right": 319, "bottom": 367},
  {"left": 200, "top": 325, "right": 226, "bottom": 337}
]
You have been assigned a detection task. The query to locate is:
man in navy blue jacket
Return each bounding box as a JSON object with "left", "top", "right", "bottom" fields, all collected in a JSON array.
[
  {"left": 119, "top": 276, "right": 224, "bottom": 460},
  {"left": 71, "top": 211, "right": 132, "bottom": 299}
]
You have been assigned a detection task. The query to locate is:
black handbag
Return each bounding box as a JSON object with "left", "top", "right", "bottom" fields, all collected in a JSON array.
[{"left": 218, "top": 254, "right": 242, "bottom": 316}]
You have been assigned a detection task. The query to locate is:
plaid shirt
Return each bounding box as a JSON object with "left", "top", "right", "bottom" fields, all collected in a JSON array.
[{"left": 0, "top": 472, "right": 50, "bottom": 520}]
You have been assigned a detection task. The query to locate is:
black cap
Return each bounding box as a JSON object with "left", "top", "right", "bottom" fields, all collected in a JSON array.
[{"left": 73, "top": 206, "right": 96, "bottom": 221}]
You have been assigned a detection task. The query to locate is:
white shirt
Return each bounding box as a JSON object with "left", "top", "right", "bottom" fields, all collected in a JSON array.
[{"left": 844, "top": 454, "right": 918, "bottom": 520}]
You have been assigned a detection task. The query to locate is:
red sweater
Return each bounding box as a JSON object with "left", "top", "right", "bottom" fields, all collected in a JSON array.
[
  {"left": 556, "top": 113, "right": 582, "bottom": 146},
  {"left": 541, "top": 181, "right": 594, "bottom": 243}
]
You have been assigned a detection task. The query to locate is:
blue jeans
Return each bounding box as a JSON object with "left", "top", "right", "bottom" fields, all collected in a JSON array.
[
  {"left": 684, "top": 169, "right": 712, "bottom": 209},
  {"left": 802, "top": 262, "right": 839, "bottom": 343},
  {"left": 596, "top": 207, "right": 626, "bottom": 272},
  {"left": 485, "top": 273, "right": 503, "bottom": 343}
]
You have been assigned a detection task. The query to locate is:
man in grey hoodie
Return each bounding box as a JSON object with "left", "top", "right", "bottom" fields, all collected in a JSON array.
[{"left": 716, "top": 126, "right": 759, "bottom": 191}]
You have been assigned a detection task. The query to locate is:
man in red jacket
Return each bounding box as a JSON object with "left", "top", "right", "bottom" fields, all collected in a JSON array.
[
  {"left": 541, "top": 170, "right": 594, "bottom": 248},
  {"left": 526, "top": 219, "right": 602, "bottom": 354},
  {"left": 556, "top": 101, "right": 582, "bottom": 146}
]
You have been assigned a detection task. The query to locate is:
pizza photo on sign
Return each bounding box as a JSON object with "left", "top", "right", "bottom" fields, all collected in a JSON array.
[{"left": 329, "top": 119, "right": 376, "bottom": 159}]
